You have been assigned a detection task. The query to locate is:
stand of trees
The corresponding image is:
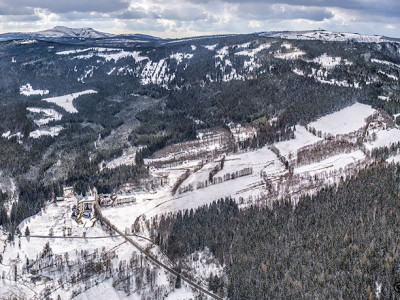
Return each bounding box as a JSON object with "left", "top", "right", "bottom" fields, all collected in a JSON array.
[
  {"left": 155, "top": 163, "right": 400, "bottom": 299},
  {"left": 66, "top": 150, "right": 148, "bottom": 195}
]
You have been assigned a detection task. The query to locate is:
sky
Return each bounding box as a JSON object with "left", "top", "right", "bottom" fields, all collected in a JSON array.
[{"left": 0, "top": 0, "right": 399, "bottom": 39}]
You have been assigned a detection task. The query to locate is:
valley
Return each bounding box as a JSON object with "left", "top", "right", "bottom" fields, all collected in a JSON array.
[
  {"left": 0, "top": 26, "right": 400, "bottom": 299},
  {"left": 2, "top": 100, "right": 400, "bottom": 299}
]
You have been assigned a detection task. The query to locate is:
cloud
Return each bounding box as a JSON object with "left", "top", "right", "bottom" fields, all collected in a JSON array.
[
  {"left": 0, "top": 0, "right": 399, "bottom": 38},
  {"left": 190, "top": 0, "right": 400, "bottom": 20},
  {"left": 0, "top": 14, "right": 41, "bottom": 22},
  {"left": 0, "top": 0, "right": 129, "bottom": 14},
  {"left": 113, "top": 3, "right": 209, "bottom": 22},
  {"left": 123, "top": 19, "right": 172, "bottom": 33},
  {"left": 160, "top": 7, "right": 208, "bottom": 21},
  {"left": 0, "top": 3, "right": 34, "bottom": 15},
  {"left": 236, "top": 4, "right": 334, "bottom": 21},
  {"left": 116, "top": 10, "right": 159, "bottom": 20}
]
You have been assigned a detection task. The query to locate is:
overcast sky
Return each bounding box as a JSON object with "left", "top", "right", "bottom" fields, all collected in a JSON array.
[{"left": 0, "top": 0, "right": 399, "bottom": 38}]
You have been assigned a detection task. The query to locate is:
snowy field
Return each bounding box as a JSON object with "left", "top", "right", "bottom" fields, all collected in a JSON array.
[
  {"left": 204, "top": 44, "right": 218, "bottom": 50},
  {"left": 103, "top": 135, "right": 372, "bottom": 234},
  {"left": 274, "top": 48, "right": 305, "bottom": 60},
  {"left": 181, "top": 160, "right": 221, "bottom": 189},
  {"left": 20, "top": 83, "right": 49, "bottom": 96},
  {"left": 73, "top": 279, "right": 128, "bottom": 300},
  {"left": 294, "top": 150, "right": 366, "bottom": 176},
  {"left": 309, "top": 53, "right": 352, "bottom": 69},
  {"left": 365, "top": 128, "right": 400, "bottom": 150},
  {"left": 42, "top": 90, "right": 97, "bottom": 113},
  {"left": 169, "top": 52, "right": 194, "bottom": 63},
  {"left": 103, "top": 147, "right": 286, "bottom": 231},
  {"left": 57, "top": 47, "right": 149, "bottom": 63},
  {"left": 165, "top": 285, "right": 196, "bottom": 300},
  {"left": 27, "top": 107, "right": 63, "bottom": 126},
  {"left": 103, "top": 151, "right": 137, "bottom": 170},
  {"left": 309, "top": 102, "right": 376, "bottom": 135},
  {"left": 234, "top": 43, "right": 271, "bottom": 57},
  {"left": 274, "top": 125, "right": 322, "bottom": 158},
  {"left": 29, "top": 125, "right": 64, "bottom": 138}
]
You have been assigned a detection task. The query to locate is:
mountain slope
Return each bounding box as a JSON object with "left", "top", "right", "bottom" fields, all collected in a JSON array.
[
  {"left": 261, "top": 29, "right": 400, "bottom": 43},
  {"left": 37, "top": 26, "right": 113, "bottom": 39},
  {"left": 0, "top": 27, "right": 400, "bottom": 299},
  {"left": 0, "top": 26, "right": 161, "bottom": 43}
]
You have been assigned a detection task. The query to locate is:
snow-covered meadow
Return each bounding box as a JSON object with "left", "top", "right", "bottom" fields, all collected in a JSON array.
[
  {"left": 27, "top": 107, "right": 63, "bottom": 126},
  {"left": 20, "top": 83, "right": 49, "bottom": 96},
  {"left": 42, "top": 90, "right": 97, "bottom": 113},
  {"left": 274, "top": 125, "right": 322, "bottom": 158},
  {"left": 274, "top": 47, "right": 305, "bottom": 60},
  {"left": 308, "top": 53, "right": 352, "bottom": 69},
  {"left": 57, "top": 47, "right": 149, "bottom": 63},
  {"left": 309, "top": 102, "right": 376, "bottom": 135},
  {"left": 29, "top": 125, "right": 64, "bottom": 138}
]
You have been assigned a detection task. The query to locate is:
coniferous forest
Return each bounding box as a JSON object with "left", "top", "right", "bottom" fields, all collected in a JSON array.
[{"left": 155, "top": 164, "right": 400, "bottom": 299}]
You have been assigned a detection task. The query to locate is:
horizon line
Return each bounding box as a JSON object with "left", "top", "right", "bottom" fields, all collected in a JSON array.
[{"left": 0, "top": 26, "right": 398, "bottom": 40}]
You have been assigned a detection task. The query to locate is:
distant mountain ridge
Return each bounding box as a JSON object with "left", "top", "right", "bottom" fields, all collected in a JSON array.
[
  {"left": 260, "top": 29, "right": 400, "bottom": 43},
  {"left": 37, "top": 26, "right": 113, "bottom": 39},
  {"left": 0, "top": 26, "right": 159, "bottom": 42},
  {"left": 0, "top": 26, "right": 399, "bottom": 44}
]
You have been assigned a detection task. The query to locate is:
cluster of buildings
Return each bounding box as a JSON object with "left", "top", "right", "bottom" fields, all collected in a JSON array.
[
  {"left": 98, "top": 193, "right": 136, "bottom": 207},
  {"left": 54, "top": 186, "right": 96, "bottom": 222},
  {"left": 56, "top": 185, "right": 137, "bottom": 223},
  {"left": 71, "top": 195, "right": 95, "bottom": 221}
]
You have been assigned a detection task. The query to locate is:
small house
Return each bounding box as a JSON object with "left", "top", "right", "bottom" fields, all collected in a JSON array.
[
  {"left": 77, "top": 195, "right": 95, "bottom": 214},
  {"left": 63, "top": 186, "right": 75, "bottom": 198},
  {"left": 99, "top": 194, "right": 113, "bottom": 206}
]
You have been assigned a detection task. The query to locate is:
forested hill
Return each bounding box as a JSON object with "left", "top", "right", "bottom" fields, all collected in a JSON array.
[
  {"left": 155, "top": 164, "right": 400, "bottom": 299},
  {"left": 0, "top": 28, "right": 399, "bottom": 248},
  {"left": 1, "top": 27, "right": 400, "bottom": 299}
]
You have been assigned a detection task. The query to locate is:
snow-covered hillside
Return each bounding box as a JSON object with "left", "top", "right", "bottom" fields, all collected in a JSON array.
[
  {"left": 37, "top": 26, "right": 113, "bottom": 39},
  {"left": 0, "top": 193, "right": 199, "bottom": 299},
  {"left": 309, "top": 102, "right": 376, "bottom": 135},
  {"left": 102, "top": 103, "right": 383, "bottom": 234},
  {"left": 42, "top": 90, "right": 97, "bottom": 113},
  {"left": 3, "top": 101, "right": 400, "bottom": 299},
  {"left": 3, "top": 26, "right": 400, "bottom": 299},
  {"left": 10, "top": 28, "right": 392, "bottom": 90},
  {"left": 27, "top": 107, "right": 63, "bottom": 126},
  {"left": 262, "top": 30, "right": 395, "bottom": 43},
  {"left": 20, "top": 83, "right": 49, "bottom": 96}
]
